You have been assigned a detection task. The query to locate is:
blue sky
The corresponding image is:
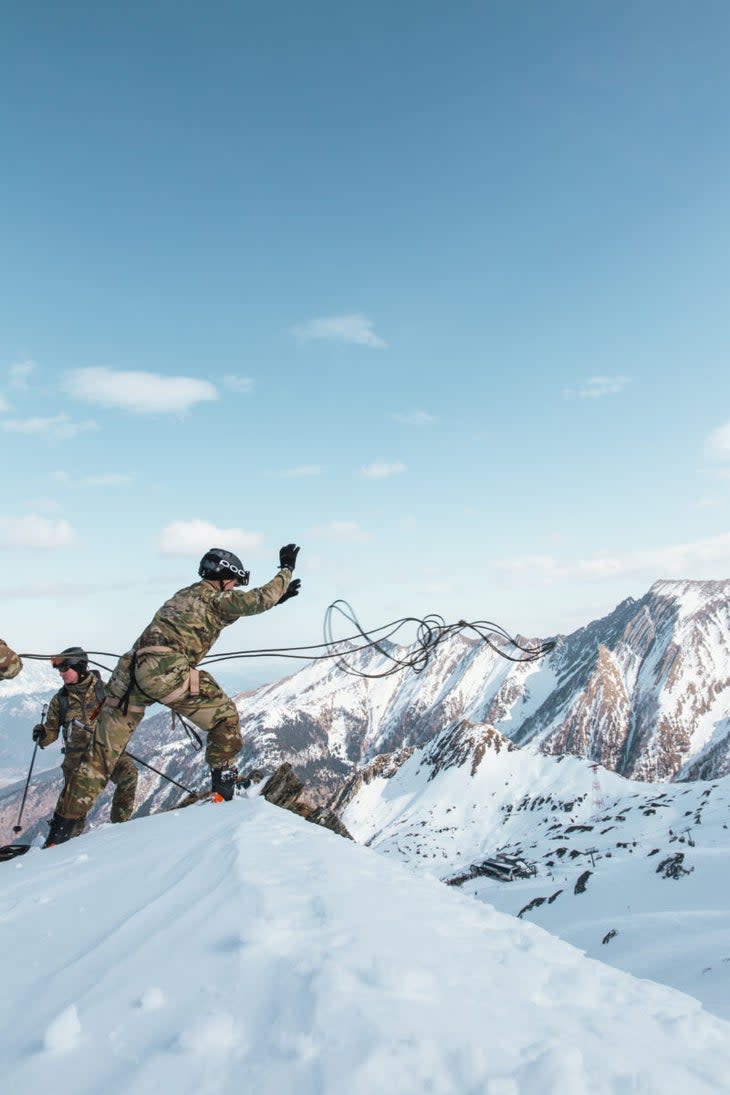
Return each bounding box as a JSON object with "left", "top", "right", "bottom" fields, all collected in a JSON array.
[{"left": 1, "top": 1, "right": 729, "bottom": 683}]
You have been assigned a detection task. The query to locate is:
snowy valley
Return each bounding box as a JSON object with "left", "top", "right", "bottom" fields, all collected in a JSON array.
[{"left": 337, "top": 718, "right": 730, "bottom": 1021}]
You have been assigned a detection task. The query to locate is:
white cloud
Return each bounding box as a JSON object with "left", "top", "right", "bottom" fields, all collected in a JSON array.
[
  {"left": 222, "top": 375, "right": 255, "bottom": 394},
  {"left": 390, "top": 410, "right": 435, "bottom": 426},
  {"left": 8, "top": 359, "right": 36, "bottom": 389},
  {"left": 63, "top": 367, "right": 218, "bottom": 415},
  {"left": 0, "top": 414, "right": 97, "bottom": 441},
  {"left": 317, "top": 521, "right": 370, "bottom": 542},
  {"left": 498, "top": 531, "right": 730, "bottom": 584},
  {"left": 564, "top": 376, "right": 630, "bottom": 399},
  {"left": 0, "top": 514, "right": 76, "bottom": 549},
  {"left": 280, "top": 465, "right": 322, "bottom": 478},
  {"left": 705, "top": 420, "right": 730, "bottom": 462},
  {"left": 0, "top": 579, "right": 140, "bottom": 599},
  {"left": 360, "top": 460, "right": 407, "bottom": 480},
  {"left": 30, "top": 497, "right": 63, "bottom": 513},
  {"left": 52, "top": 471, "right": 133, "bottom": 489},
  {"left": 157, "top": 519, "right": 264, "bottom": 557},
  {"left": 292, "top": 313, "right": 386, "bottom": 348}
]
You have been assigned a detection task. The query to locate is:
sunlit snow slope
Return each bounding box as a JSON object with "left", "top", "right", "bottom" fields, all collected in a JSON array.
[
  {"left": 1, "top": 797, "right": 730, "bottom": 1094},
  {"left": 341, "top": 721, "right": 730, "bottom": 1021}
]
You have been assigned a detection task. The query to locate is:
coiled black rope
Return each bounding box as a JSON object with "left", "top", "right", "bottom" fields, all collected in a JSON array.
[
  {"left": 200, "top": 600, "right": 555, "bottom": 679},
  {"left": 319, "top": 600, "right": 556, "bottom": 679},
  {"left": 17, "top": 602, "right": 555, "bottom": 682}
]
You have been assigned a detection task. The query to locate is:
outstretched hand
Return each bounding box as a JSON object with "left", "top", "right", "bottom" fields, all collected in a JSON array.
[
  {"left": 277, "top": 578, "right": 301, "bottom": 606},
  {"left": 279, "top": 543, "right": 300, "bottom": 572}
]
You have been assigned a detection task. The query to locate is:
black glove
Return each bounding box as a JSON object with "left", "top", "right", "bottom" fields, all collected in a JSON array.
[
  {"left": 32, "top": 724, "right": 46, "bottom": 746},
  {"left": 277, "top": 578, "right": 301, "bottom": 606},
  {"left": 279, "top": 543, "right": 300, "bottom": 572}
]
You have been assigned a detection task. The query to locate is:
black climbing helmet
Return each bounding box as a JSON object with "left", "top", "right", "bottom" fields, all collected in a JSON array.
[
  {"left": 198, "top": 548, "right": 250, "bottom": 586},
  {"left": 51, "top": 646, "right": 89, "bottom": 677}
]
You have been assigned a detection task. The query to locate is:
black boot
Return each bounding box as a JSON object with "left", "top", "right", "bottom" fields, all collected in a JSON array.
[
  {"left": 43, "top": 812, "right": 84, "bottom": 848},
  {"left": 210, "top": 765, "right": 238, "bottom": 802}
]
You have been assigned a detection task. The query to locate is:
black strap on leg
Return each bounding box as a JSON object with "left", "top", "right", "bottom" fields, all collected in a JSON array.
[{"left": 171, "top": 712, "right": 203, "bottom": 751}]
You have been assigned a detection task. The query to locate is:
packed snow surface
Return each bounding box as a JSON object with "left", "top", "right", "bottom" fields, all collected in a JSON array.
[
  {"left": 343, "top": 737, "right": 730, "bottom": 1021},
  {"left": 1, "top": 798, "right": 730, "bottom": 1094}
]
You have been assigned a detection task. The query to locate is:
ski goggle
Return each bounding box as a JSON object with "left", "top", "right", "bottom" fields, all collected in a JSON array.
[{"left": 51, "top": 656, "right": 83, "bottom": 672}]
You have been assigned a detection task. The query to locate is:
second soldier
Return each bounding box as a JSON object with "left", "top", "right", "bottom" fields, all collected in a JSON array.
[{"left": 34, "top": 646, "right": 138, "bottom": 842}]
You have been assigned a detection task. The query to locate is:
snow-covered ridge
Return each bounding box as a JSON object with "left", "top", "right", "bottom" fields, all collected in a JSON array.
[{"left": 1, "top": 797, "right": 729, "bottom": 1094}]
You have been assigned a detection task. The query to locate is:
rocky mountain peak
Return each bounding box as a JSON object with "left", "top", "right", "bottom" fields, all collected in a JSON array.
[
  {"left": 424, "top": 719, "right": 517, "bottom": 779},
  {"left": 647, "top": 577, "right": 730, "bottom": 614}
]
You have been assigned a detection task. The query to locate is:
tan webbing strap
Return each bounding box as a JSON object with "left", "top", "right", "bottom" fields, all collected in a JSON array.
[
  {"left": 189, "top": 668, "right": 200, "bottom": 697},
  {"left": 159, "top": 667, "right": 197, "bottom": 706},
  {"left": 135, "top": 645, "right": 174, "bottom": 655},
  {"left": 105, "top": 696, "right": 146, "bottom": 714}
]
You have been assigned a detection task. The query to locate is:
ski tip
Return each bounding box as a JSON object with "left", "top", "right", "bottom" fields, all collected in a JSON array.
[{"left": 0, "top": 843, "right": 32, "bottom": 862}]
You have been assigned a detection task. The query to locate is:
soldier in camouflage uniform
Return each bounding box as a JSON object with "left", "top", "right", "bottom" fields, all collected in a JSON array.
[
  {"left": 46, "top": 544, "right": 301, "bottom": 845},
  {"left": 0, "top": 638, "right": 22, "bottom": 679},
  {"left": 35, "top": 646, "right": 138, "bottom": 842}
]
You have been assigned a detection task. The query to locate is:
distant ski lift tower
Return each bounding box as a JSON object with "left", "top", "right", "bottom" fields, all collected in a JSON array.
[{"left": 590, "top": 763, "right": 607, "bottom": 813}]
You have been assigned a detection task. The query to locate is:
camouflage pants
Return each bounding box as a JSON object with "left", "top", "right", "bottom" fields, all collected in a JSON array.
[
  {"left": 62, "top": 743, "right": 138, "bottom": 824},
  {"left": 57, "top": 651, "right": 241, "bottom": 820}
]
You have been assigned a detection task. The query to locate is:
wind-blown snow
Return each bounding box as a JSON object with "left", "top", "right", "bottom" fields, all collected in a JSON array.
[
  {"left": 43, "top": 1004, "right": 82, "bottom": 1053},
  {"left": 1, "top": 798, "right": 730, "bottom": 1093}
]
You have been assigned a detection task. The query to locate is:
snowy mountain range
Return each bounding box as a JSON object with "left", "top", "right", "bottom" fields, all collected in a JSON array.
[
  {"left": 234, "top": 577, "right": 730, "bottom": 792},
  {"left": 2, "top": 578, "right": 729, "bottom": 816}
]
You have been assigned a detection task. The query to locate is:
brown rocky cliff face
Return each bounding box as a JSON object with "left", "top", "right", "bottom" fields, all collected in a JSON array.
[
  {"left": 617, "top": 585, "right": 730, "bottom": 781},
  {"left": 514, "top": 581, "right": 730, "bottom": 783},
  {"left": 542, "top": 645, "right": 630, "bottom": 770}
]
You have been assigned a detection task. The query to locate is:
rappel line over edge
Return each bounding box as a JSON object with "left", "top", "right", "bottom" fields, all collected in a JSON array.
[{"left": 16, "top": 600, "right": 556, "bottom": 683}]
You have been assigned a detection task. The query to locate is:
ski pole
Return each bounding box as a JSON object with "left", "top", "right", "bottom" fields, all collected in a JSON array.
[
  {"left": 124, "top": 750, "right": 196, "bottom": 795},
  {"left": 13, "top": 702, "right": 48, "bottom": 834}
]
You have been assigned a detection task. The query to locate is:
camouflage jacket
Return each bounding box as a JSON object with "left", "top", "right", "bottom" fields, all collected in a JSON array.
[
  {"left": 38, "top": 671, "right": 106, "bottom": 752},
  {"left": 0, "top": 638, "right": 22, "bottom": 680},
  {"left": 133, "top": 570, "right": 291, "bottom": 665}
]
